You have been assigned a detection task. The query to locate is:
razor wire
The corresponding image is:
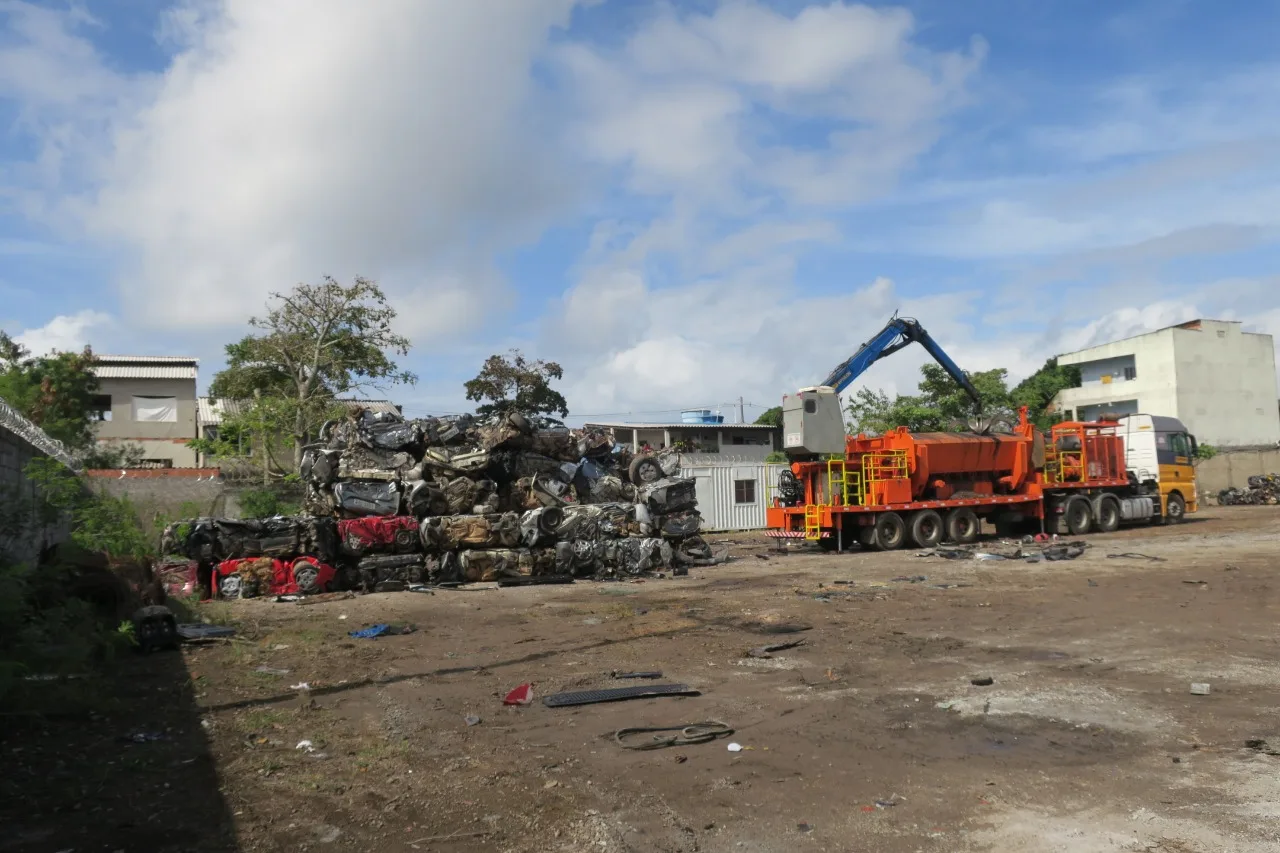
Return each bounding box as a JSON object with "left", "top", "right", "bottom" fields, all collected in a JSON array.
[{"left": 0, "top": 395, "right": 81, "bottom": 471}]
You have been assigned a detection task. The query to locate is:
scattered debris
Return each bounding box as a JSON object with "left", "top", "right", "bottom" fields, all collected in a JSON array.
[
  {"left": 122, "top": 731, "right": 165, "bottom": 744},
  {"left": 727, "top": 742, "right": 744, "bottom": 753},
  {"left": 504, "top": 684, "right": 534, "bottom": 706},
  {"left": 1190, "top": 682, "right": 1211, "bottom": 695},
  {"left": 924, "top": 540, "right": 1089, "bottom": 563},
  {"left": 464, "top": 715, "right": 482, "bottom": 727},
  {"left": 1107, "top": 553, "right": 1167, "bottom": 561},
  {"left": 970, "top": 677, "right": 994, "bottom": 687},
  {"left": 295, "top": 740, "right": 317, "bottom": 753},
  {"left": 1088, "top": 579, "right": 1099, "bottom": 587},
  {"left": 290, "top": 682, "right": 311, "bottom": 691},
  {"left": 1245, "top": 737, "right": 1279, "bottom": 755},
  {"left": 611, "top": 670, "right": 663, "bottom": 680},
  {"left": 348, "top": 623, "right": 415, "bottom": 639},
  {"left": 254, "top": 666, "right": 291, "bottom": 676},
  {"left": 875, "top": 795, "right": 903, "bottom": 808},
  {"left": 890, "top": 575, "right": 928, "bottom": 583},
  {"left": 748, "top": 639, "right": 806, "bottom": 659},
  {"left": 176, "top": 623, "right": 236, "bottom": 641},
  {"left": 796, "top": 823, "right": 813, "bottom": 833},
  {"left": 614, "top": 721, "right": 734, "bottom": 750},
  {"left": 1182, "top": 580, "right": 1208, "bottom": 586},
  {"left": 296, "top": 591, "right": 356, "bottom": 605},
  {"left": 1219, "top": 474, "right": 1280, "bottom": 505},
  {"left": 543, "top": 684, "right": 700, "bottom": 708}
]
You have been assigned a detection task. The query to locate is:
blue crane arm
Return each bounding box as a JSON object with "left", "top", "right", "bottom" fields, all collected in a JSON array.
[{"left": 819, "top": 316, "right": 983, "bottom": 412}]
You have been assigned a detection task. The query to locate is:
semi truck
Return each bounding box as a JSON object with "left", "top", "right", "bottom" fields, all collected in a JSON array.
[{"left": 766, "top": 316, "right": 1198, "bottom": 549}]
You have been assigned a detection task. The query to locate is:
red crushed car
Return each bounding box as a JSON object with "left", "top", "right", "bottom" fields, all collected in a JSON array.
[
  {"left": 215, "top": 556, "right": 337, "bottom": 599},
  {"left": 337, "top": 516, "right": 420, "bottom": 556}
]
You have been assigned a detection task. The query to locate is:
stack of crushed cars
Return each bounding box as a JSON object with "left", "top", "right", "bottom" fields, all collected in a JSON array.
[
  {"left": 158, "top": 407, "right": 715, "bottom": 599},
  {"left": 1218, "top": 473, "right": 1280, "bottom": 506}
]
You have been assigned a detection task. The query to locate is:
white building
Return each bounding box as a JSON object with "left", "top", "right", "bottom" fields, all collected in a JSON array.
[
  {"left": 1052, "top": 319, "right": 1280, "bottom": 448},
  {"left": 583, "top": 418, "right": 782, "bottom": 531}
]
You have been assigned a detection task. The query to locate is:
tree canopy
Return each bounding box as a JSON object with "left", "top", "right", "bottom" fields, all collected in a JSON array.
[
  {"left": 464, "top": 350, "right": 568, "bottom": 418},
  {"left": 845, "top": 360, "right": 1080, "bottom": 435},
  {"left": 0, "top": 333, "right": 100, "bottom": 450},
  {"left": 195, "top": 276, "right": 416, "bottom": 474},
  {"left": 754, "top": 406, "right": 783, "bottom": 427}
]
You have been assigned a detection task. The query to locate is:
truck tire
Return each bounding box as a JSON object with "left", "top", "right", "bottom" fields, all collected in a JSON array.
[
  {"left": 909, "top": 510, "right": 943, "bottom": 548},
  {"left": 872, "top": 512, "right": 906, "bottom": 550},
  {"left": 1163, "top": 492, "right": 1186, "bottom": 524},
  {"left": 1093, "top": 495, "right": 1120, "bottom": 533},
  {"left": 945, "top": 508, "right": 980, "bottom": 544},
  {"left": 1065, "top": 496, "right": 1092, "bottom": 535}
]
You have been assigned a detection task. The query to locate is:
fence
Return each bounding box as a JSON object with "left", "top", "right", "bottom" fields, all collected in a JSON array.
[{"left": 0, "top": 397, "right": 77, "bottom": 564}]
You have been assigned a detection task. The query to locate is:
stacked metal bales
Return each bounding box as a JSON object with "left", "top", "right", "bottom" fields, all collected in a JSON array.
[
  {"left": 159, "top": 406, "right": 712, "bottom": 597},
  {"left": 300, "top": 406, "right": 710, "bottom": 586}
]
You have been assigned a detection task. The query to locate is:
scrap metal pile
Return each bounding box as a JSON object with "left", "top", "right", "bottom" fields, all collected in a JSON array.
[
  {"left": 1218, "top": 474, "right": 1280, "bottom": 506},
  {"left": 160, "top": 407, "right": 715, "bottom": 599}
]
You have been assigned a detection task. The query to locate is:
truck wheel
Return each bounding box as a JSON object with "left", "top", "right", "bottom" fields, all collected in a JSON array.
[
  {"left": 945, "top": 508, "right": 980, "bottom": 544},
  {"left": 1164, "top": 493, "right": 1186, "bottom": 524},
  {"left": 1065, "top": 496, "right": 1092, "bottom": 536},
  {"left": 1093, "top": 495, "right": 1120, "bottom": 532},
  {"left": 909, "top": 510, "right": 943, "bottom": 548},
  {"left": 873, "top": 512, "right": 906, "bottom": 550}
]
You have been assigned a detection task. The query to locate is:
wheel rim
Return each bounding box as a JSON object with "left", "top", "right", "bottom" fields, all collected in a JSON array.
[
  {"left": 294, "top": 565, "right": 319, "bottom": 592},
  {"left": 1169, "top": 498, "right": 1184, "bottom": 518}
]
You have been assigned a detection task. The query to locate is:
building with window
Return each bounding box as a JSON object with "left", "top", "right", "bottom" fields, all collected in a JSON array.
[
  {"left": 583, "top": 419, "right": 783, "bottom": 530},
  {"left": 91, "top": 356, "right": 200, "bottom": 467},
  {"left": 1052, "top": 319, "right": 1280, "bottom": 448}
]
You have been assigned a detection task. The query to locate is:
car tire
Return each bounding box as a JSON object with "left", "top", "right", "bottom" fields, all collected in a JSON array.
[
  {"left": 293, "top": 561, "right": 322, "bottom": 595},
  {"left": 1093, "top": 495, "right": 1121, "bottom": 532},
  {"left": 629, "top": 455, "right": 665, "bottom": 485},
  {"left": 873, "top": 512, "right": 906, "bottom": 550},
  {"left": 945, "top": 508, "right": 980, "bottom": 544},
  {"left": 909, "top": 510, "right": 944, "bottom": 548},
  {"left": 1065, "top": 496, "right": 1092, "bottom": 535}
]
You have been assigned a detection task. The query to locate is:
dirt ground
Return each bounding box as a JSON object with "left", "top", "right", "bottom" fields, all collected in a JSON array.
[{"left": 5, "top": 505, "right": 1280, "bottom": 853}]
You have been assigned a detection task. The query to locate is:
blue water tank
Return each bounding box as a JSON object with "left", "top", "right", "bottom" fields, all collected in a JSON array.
[{"left": 681, "top": 409, "right": 723, "bottom": 424}]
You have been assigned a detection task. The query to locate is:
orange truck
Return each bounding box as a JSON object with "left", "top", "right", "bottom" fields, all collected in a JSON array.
[
  {"left": 766, "top": 315, "right": 1196, "bottom": 549},
  {"left": 766, "top": 406, "right": 1193, "bottom": 549}
]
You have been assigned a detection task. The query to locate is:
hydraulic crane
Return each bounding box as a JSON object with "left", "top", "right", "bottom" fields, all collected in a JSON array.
[{"left": 781, "top": 314, "right": 983, "bottom": 458}]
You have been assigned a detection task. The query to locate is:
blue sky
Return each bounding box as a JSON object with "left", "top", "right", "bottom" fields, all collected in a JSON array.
[{"left": 2, "top": 0, "right": 1279, "bottom": 423}]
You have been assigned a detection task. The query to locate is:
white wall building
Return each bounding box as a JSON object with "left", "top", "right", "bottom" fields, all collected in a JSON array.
[
  {"left": 1052, "top": 319, "right": 1280, "bottom": 448},
  {"left": 583, "top": 420, "right": 782, "bottom": 531}
]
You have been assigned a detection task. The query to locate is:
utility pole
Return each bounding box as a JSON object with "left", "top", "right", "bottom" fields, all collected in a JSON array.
[{"left": 738, "top": 396, "right": 745, "bottom": 424}]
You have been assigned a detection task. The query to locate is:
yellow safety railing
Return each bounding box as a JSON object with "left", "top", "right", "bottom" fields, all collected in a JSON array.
[
  {"left": 826, "top": 457, "right": 864, "bottom": 507},
  {"left": 863, "top": 449, "right": 908, "bottom": 484}
]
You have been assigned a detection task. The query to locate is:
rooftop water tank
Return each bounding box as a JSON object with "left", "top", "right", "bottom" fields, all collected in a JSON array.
[{"left": 681, "top": 409, "right": 724, "bottom": 424}]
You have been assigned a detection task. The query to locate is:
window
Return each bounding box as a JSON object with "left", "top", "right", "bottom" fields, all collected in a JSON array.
[
  {"left": 803, "top": 399, "right": 816, "bottom": 414},
  {"left": 1123, "top": 366, "right": 1137, "bottom": 381},
  {"left": 131, "top": 395, "right": 178, "bottom": 423},
  {"left": 1170, "top": 433, "right": 1192, "bottom": 457},
  {"left": 90, "top": 394, "right": 112, "bottom": 421},
  {"left": 1063, "top": 410, "right": 1074, "bottom": 421},
  {"left": 734, "top": 479, "right": 756, "bottom": 504}
]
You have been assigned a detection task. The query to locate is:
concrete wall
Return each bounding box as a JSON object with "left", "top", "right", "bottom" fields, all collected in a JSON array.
[
  {"left": 86, "top": 469, "right": 235, "bottom": 527},
  {"left": 1193, "top": 450, "right": 1280, "bottom": 497},
  {"left": 95, "top": 377, "right": 199, "bottom": 467},
  {"left": 1172, "top": 322, "right": 1280, "bottom": 447},
  {"left": 0, "top": 399, "right": 76, "bottom": 566}
]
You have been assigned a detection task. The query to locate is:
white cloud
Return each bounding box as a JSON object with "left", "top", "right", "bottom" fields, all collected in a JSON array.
[
  {"left": 13, "top": 309, "right": 110, "bottom": 354},
  {"left": 29, "top": 0, "right": 580, "bottom": 341},
  {"left": 559, "top": 1, "right": 985, "bottom": 204}
]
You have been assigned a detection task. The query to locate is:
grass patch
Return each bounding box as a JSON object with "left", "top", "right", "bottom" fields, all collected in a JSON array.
[{"left": 240, "top": 708, "right": 290, "bottom": 733}]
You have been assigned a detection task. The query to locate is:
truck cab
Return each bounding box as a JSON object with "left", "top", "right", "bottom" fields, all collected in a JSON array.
[{"left": 1114, "top": 414, "right": 1198, "bottom": 519}]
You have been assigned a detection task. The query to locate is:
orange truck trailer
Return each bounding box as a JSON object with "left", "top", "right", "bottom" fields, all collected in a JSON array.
[{"left": 766, "top": 405, "right": 1195, "bottom": 550}]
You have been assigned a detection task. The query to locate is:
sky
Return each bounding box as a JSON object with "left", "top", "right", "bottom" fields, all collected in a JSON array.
[{"left": 2, "top": 0, "right": 1279, "bottom": 424}]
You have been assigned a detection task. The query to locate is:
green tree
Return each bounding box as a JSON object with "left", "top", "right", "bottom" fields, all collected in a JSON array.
[
  {"left": 845, "top": 387, "right": 947, "bottom": 434},
  {"left": 203, "top": 277, "right": 416, "bottom": 474},
  {"left": 1010, "top": 358, "right": 1081, "bottom": 429},
  {"left": 464, "top": 349, "right": 568, "bottom": 418},
  {"left": 754, "top": 406, "right": 783, "bottom": 427},
  {"left": 0, "top": 333, "right": 100, "bottom": 450},
  {"left": 917, "top": 365, "right": 1013, "bottom": 422}
]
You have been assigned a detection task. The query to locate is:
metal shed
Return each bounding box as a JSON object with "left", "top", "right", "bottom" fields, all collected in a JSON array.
[{"left": 678, "top": 454, "right": 784, "bottom": 532}]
